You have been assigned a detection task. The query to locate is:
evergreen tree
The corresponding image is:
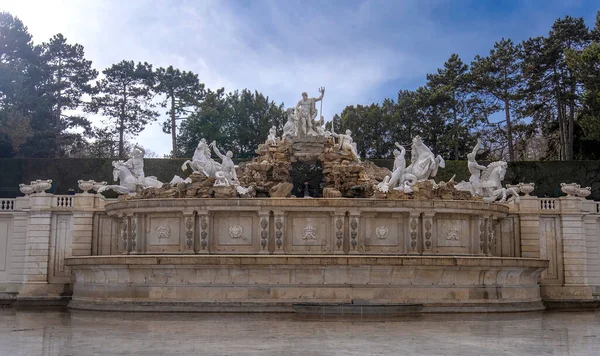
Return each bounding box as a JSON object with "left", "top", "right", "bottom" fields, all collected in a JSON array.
[
  {"left": 471, "top": 38, "right": 523, "bottom": 161},
  {"left": 89, "top": 60, "right": 157, "bottom": 158},
  {"left": 155, "top": 65, "right": 204, "bottom": 157},
  {"left": 39, "top": 33, "right": 98, "bottom": 156}
]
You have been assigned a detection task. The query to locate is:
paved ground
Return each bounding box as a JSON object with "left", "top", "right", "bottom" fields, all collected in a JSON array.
[{"left": 1, "top": 308, "right": 599, "bottom": 355}]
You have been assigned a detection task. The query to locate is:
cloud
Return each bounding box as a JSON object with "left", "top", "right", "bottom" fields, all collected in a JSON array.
[{"left": 1, "top": 0, "right": 598, "bottom": 155}]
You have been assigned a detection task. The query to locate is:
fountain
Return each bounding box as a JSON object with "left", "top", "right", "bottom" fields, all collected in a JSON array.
[{"left": 66, "top": 89, "right": 547, "bottom": 313}]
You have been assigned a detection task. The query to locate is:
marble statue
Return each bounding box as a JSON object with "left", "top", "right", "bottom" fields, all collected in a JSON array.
[
  {"left": 296, "top": 87, "right": 325, "bottom": 138},
  {"left": 312, "top": 116, "right": 330, "bottom": 137},
  {"left": 405, "top": 136, "right": 445, "bottom": 181},
  {"left": 181, "top": 138, "right": 222, "bottom": 178},
  {"left": 212, "top": 141, "right": 238, "bottom": 186},
  {"left": 266, "top": 126, "right": 279, "bottom": 146},
  {"left": 332, "top": 129, "right": 360, "bottom": 161},
  {"left": 376, "top": 137, "right": 445, "bottom": 193},
  {"left": 467, "top": 139, "right": 486, "bottom": 196},
  {"left": 455, "top": 140, "right": 518, "bottom": 203},
  {"left": 282, "top": 108, "right": 297, "bottom": 140},
  {"left": 99, "top": 148, "right": 163, "bottom": 195}
]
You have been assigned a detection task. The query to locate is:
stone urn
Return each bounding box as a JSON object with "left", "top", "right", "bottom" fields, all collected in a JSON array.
[
  {"left": 91, "top": 181, "right": 107, "bottom": 193},
  {"left": 78, "top": 180, "right": 95, "bottom": 194},
  {"left": 19, "top": 183, "right": 34, "bottom": 196},
  {"left": 577, "top": 186, "right": 592, "bottom": 199},
  {"left": 518, "top": 183, "right": 535, "bottom": 196},
  {"left": 31, "top": 179, "right": 52, "bottom": 194},
  {"left": 560, "top": 183, "right": 580, "bottom": 197},
  {"left": 505, "top": 184, "right": 521, "bottom": 194}
]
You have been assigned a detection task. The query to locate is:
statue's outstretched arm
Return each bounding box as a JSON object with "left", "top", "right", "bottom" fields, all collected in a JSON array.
[{"left": 213, "top": 143, "right": 225, "bottom": 160}]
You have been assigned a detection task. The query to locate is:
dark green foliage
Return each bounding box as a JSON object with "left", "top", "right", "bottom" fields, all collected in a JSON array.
[{"left": 89, "top": 60, "right": 157, "bottom": 158}]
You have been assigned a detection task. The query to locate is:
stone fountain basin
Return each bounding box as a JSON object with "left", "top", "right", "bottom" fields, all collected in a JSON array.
[{"left": 66, "top": 255, "right": 548, "bottom": 313}]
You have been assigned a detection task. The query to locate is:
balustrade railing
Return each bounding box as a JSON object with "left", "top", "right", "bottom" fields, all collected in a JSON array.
[
  {"left": 540, "top": 199, "right": 558, "bottom": 211},
  {"left": 0, "top": 199, "right": 15, "bottom": 211},
  {"left": 55, "top": 196, "right": 73, "bottom": 208}
]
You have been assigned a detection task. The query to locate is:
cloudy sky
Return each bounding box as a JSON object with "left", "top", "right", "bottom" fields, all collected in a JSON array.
[{"left": 1, "top": 0, "right": 598, "bottom": 156}]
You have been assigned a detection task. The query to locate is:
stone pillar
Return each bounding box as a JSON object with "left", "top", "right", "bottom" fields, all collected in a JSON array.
[
  {"left": 258, "top": 212, "right": 270, "bottom": 254},
  {"left": 120, "top": 214, "right": 129, "bottom": 255},
  {"left": 183, "top": 211, "right": 195, "bottom": 254},
  {"left": 196, "top": 212, "right": 209, "bottom": 254},
  {"left": 516, "top": 196, "right": 541, "bottom": 259},
  {"left": 348, "top": 213, "right": 360, "bottom": 254},
  {"left": 487, "top": 216, "right": 498, "bottom": 257},
  {"left": 477, "top": 216, "right": 487, "bottom": 255},
  {"left": 19, "top": 194, "right": 55, "bottom": 297},
  {"left": 333, "top": 213, "right": 345, "bottom": 255},
  {"left": 273, "top": 211, "right": 285, "bottom": 254},
  {"left": 557, "top": 197, "right": 593, "bottom": 300},
  {"left": 71, "top": 194, "right": 97, "bottom": 257}
]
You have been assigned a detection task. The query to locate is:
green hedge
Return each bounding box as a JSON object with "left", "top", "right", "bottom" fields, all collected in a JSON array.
[{"left": 1, "top": 158, "right": 599, "bottom": 200}]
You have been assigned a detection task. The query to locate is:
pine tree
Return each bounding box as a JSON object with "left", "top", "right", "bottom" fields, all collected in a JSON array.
[
  {"left": 155, "top": 66, "right": 204, "bottom": 157},
  {"left": 89, "top": 60, "right": 157, "bottom": 158}
]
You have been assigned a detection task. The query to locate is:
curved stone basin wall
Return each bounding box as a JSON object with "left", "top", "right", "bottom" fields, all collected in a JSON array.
[
  {"left": 66, "top": 255, "right": 548, "bottom": 312},
  {"left": 103, "top": 198, "right": 510, "bottom": 256}
]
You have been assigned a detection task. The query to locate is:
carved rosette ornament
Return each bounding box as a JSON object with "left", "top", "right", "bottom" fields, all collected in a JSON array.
[
  {"left": 409, "top": 217, "right": 418, "bottom": 252},
  {"left": 185, "top": 216, "right": 194, "bottom": 249},
  {"left": 350, "top": 218, "right": 358, "bottom": 250},
  {"left": 336, "top": 217, "right": 344, "bottom": 249},
  {"left": 275, "top": 217, "right": 283, "bottom": 250},
  {"left": 488, "top": 219, "right": 496, "bottom": 256},
  {"left": 228, "top": 225, "right": 243, "bottom": 239},
  {"left": 302, "top": 225, "right": 317, "bottom": 240},
  {"left": 121, "top": 216, "right": 128, "bottom": 254},
  {"left": 260, "top": 217, "right": 268, "bottom": 250},
  {"left": 375, "top": 226, "right": 389, "bottom": 240},
  {"left": 200, "top": 216, "right": 208, "bottom": 250},
  {"left": 157, "top": 225, "right": 171, "bottom": 239}
]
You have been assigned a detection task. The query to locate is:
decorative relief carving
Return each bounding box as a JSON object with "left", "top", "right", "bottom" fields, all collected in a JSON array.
[
  {"left": 185, "top": 216, "right": 194, "bottom": 249},
  {"left": 156, "top": 225, "right": 171, "bottom": 239},
  {"left": 375, "top": 226, "right": 389, "bottom": 240},
  {"left": 228, "top": 225, "right": 243, "bottom": 239},
  {"left": 335, "top": 217, "right": 343, "bottom": 249},
  {"left": 200, "top": 216, "right": 208, "bottom": 250},
  {"left": 409, "top": 217, "right": 418, "bottom": 251},
  {"left": 302, "top": 224, "right": 317, "bottom": 240},
  {"left": 479, "top": 219, "right": 485, "bottom": 253},
  {"left": 275, "top": 216, "right": 283, "bottom": 249},
  {"left": 350, "top": 217, "right": 358, "bottom": 249},
  {"left": 131, "top": 217, "right": 137, "bottom": 251},
  {"left": 488, "top": 219, "right": 496, "bottom": 255},
  {"left": 424, "top": 218, "right": 432, "bottom": 249},
  {"left": 260, "top": 217, "right": 268, "bottom": 250},
  {"left": 121, "top": 217, "right": 128, "bottom": 253},
  {"left": 445, "top": 223, "right": 460, "bottom": 241}
]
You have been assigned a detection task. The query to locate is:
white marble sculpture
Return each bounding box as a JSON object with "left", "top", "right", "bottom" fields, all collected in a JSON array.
[
  {"left": 266, "top": 126, "right": 279, "bottom": 146},
  {"left": 377, "top": 136, "right": 445, "bottom": 193},
  {"left": 212, "top": 141, "right": 238, "bottom": 186},
  {"left": 181, "top": 138, "right": 222, "bottom": 177},
  {"left": 99, "top": 147, "right": 162, "bottom": 195},
  {"left": 332, "top": 129, "right": 360, "bottom": 161},
  {"left": 455, "top": 140, "right": 518, "bottom": 203},
  {"left": 296, "top": 87, "right": 325, "bottom": 138},
  {"left": 282, "top": 108, "right": 297, "bottom": 140}
]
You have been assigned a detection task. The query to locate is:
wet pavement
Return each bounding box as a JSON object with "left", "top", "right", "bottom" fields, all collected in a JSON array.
[{"left": 1, "top": 308, "right": 600, "bottom": 355}]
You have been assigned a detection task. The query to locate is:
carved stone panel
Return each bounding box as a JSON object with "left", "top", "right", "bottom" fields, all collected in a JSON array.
[
  {"left": 212, "top": 212, "right": 258, "bottom": 253},
  {"left": 434, "top": 215, "right": 470, "bottom": 254},
  {"left": 287, "top": 212, "right": 332, "bottom": 253},
  {"left": 0, "top": 218, "right": 11, "bottom": 281},
  {"left": 147, "top": 215, "right": 182, "bottom": 253},
  {"left": 363, "top": 213, "right": 405, "bottom": 253}
]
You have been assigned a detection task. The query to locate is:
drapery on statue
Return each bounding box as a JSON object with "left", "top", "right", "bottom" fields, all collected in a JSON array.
[
  {"left": 181, "top": 138, "right": 222, "bottom": 178},
  {"left": 295, "top": 87, "right": 325, "bottom": 138},
  {"left": 266, "top": 126, "right": 279, "bottom": 145},
  {"left": 282, "top": 108, "right": 297, "bottom": 140},
  {"left": 98, "top": 145, "right": 163, "bottom": 195},
  {"left": 467, "top": 138, "right": 486, "bottom": 196}
]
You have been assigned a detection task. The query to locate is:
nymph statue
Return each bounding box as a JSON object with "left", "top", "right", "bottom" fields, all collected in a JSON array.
[
  {"left": 282, "top": 108, "right": 297, "bottom": 140},
  {"left": 266, "top": 126, "right": 279, "bottom": 146},
  {"left": 296, "top": 87, "right": 325, "bottom": 137}
]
